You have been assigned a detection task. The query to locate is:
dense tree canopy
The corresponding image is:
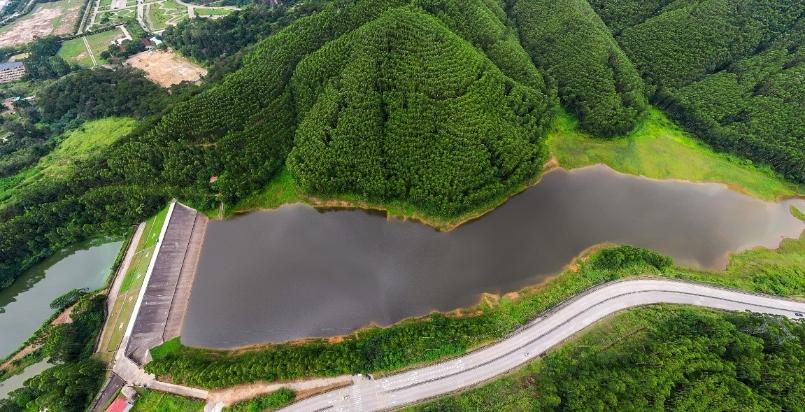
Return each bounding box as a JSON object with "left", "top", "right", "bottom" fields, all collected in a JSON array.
[
  {"left": 598, "top": 0, "right": 805, "bottom": 182},
  {"left": 511, "top": 0, "right": 647, "bottom": 136},
  {"left": 289, "top": 6, "right": 551, "bottom": 214},
  {"left": 1, "top": 0, "right": 804, "bottom": 291},
  {"left": 420, "top": 308, "right": 805, "bottom": 411}
]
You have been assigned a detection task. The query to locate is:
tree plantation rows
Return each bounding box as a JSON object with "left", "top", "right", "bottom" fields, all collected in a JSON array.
[
  {"left": 1, "top": 0, "right": 804, "bottom": 290},
  {"left": 419, "top": 307, "right": 805, "bottom": 411}
]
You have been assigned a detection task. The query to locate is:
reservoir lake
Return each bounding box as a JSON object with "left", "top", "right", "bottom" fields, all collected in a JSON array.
[
  {"left": 0, "top": 241, "right": 121, "bottom": 358},
  {"left": 182, "top": 165, "right": 804, "bottom": 348}
]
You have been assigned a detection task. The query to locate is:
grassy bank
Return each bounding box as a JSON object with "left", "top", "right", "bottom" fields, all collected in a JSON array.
[
  {"left": 224, "top": 163, "right": 549, "bottom": 231},
  {"left": 225, "top": 106, "right": 801, "bottom": 231},
  {"left": 96, "top": 205, "right": 170, "bottom": 361},
  {"left": 144, "top": 230, "right": 805, "bottom": 388},
  {"left": 411, "top": 306, "right": 805, "bottom": 411},
  {"left": 547, "top": 108, "right": 802, "bottom": 201},
  {"left": 130, "top": 389, "right": 204, "bottom": 412},
  {"left": 224, "top": 389, "right": 295, "bottom": 411}
]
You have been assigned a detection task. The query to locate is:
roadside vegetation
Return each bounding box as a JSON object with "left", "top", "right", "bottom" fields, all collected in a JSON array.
[
  {"left": 224, "top": 388, "right": 295, "bottom": 411},
  {"left": 144, "top": 234, "right": 805, "bottom": 388},
  {"left": 130, "top": 389, "right": 204, "bottom": 412},
  {"left": 412, "top": 306, "right": 805, "bottom": 411}
]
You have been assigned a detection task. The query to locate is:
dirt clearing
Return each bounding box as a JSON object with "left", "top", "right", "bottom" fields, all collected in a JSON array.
[
  {"left": 0, "top": 0, "right": 84, "bottom": 48},
  {"left": 126, "top": 50, "right": 206, "bottom": 87}
]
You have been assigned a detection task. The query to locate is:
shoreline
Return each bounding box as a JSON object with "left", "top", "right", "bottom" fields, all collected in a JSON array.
[
  {"left": 222, "top": 161, "right": 804, "bottom": 234},
  {"left": 178, "top": 228, "right": 805, "bottom": 354}
]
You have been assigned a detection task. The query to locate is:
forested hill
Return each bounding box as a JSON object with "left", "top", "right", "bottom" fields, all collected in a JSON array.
[
  {"left": 0, "top": 0, "right": 803, "bottom": 290},
  {"left": 591, "top": 0, "right": 804, "bottom": 182}
]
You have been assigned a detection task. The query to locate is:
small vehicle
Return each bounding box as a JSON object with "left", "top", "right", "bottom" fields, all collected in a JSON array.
[{"left": 795, "top": 312, "right": 803, "bottom": 317}]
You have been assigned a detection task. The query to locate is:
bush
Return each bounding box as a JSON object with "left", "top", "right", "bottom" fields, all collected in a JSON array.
[{"left": 590, "top": 245, "right": 673, "bottom": 271}]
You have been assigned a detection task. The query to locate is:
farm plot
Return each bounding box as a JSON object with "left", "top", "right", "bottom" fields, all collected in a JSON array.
[
  {"left": 58, "top": 26, "right": 126, "bottom": 66},
  {"left": 0, "top": 0, "right": 86, "bottom": 47}
]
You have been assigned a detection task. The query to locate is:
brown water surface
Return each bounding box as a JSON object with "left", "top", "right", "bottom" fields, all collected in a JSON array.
[{"left": 182, "top": 166, "right": 804, "bottom": 348}]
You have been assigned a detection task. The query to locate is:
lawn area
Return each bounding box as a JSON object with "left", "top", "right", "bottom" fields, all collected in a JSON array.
[
  {"left": 547, "top": 107, "right": 802, "bottom": 201},
  {"left": 0, "top": 117, "right": 137, "bottom": 208},
  {"left": 58, "top": 28, "right": 126, "bottom": 67},
  {"left": 131, "top": 389, "right": 204, "bottom": 412},
  {"left": 146, "top": 0, "right": 187, "bottom": 32},
  {"left": 195, "top": 7, "right": 233, "bottom": 17},
  {"left": 58, "top": 37, "right": 93, "bottom": 66},
  {"left": 96, "top": 206, "right": 170, "bottom": 361}
]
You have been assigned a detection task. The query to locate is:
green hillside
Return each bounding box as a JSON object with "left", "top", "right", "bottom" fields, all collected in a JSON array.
[
  {"left": 1, "top": 0, "right": 803, "bottom": 291},
  {"left": 288, "top": 7, "right": 550, "bottom": 214},
  {"left": 511, "top": 0, "right": 647, "bottom": 137}
]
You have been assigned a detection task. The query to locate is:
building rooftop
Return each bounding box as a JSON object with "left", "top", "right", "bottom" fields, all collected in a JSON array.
[{"left": 0, "top": 61, "right": 24, "bottom": 70}]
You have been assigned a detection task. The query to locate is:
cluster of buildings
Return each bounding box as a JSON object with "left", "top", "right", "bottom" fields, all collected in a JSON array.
[{"left": 0, "top": 61, "right": 25, "bottom": 83}]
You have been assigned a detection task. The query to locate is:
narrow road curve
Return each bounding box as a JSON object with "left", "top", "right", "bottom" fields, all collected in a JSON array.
[{"left": 281, "top": 279, "right": 805, "bottom": 411}]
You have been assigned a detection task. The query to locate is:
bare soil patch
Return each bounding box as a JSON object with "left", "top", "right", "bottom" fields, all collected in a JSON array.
[
  {"left": 0, "top": 0, "right": 83, "bottom": 47},
  {"left": 126, "top": 50, "right": 206, "bottom": 87}
]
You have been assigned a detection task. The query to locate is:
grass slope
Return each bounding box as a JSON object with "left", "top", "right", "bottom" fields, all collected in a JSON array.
[
  {"left": 131, "top": 389, "right": 204, "bottom": 412},
  {"left": 547, "top": 107, "right": 802, "bottom": 201},
  {"left": 0, "top": 117, "right": 138, "bottom": 207}
]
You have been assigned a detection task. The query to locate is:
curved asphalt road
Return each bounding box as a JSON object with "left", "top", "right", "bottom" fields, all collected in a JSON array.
[{"left": 281, "top": 279, "right": 805, "bottom": 411}]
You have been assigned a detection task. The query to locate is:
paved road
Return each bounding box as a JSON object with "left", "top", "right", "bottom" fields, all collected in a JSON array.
[{"left": 281, "top": 279, "right": 805, "bottom": 411}]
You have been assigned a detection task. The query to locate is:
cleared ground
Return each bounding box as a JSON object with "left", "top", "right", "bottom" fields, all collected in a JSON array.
[
  {"left": 58, "top": 26, "right": 127, "bottom": 67},
  {"left": 0, "top": 0, "right": 85, "bottom": 47},
  {"left": 126, "top": 50, "right": 206, "bottom": 87}
]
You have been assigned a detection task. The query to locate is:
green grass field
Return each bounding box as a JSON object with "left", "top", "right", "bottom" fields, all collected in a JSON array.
[
  {"left": 146, "top": 0, "right": 187, "bottom": 32},
  {"left": 131, "top": 389, "right": 204, "bottom": 412},
  {"left": 58, "top": 28, "right": 126, "bottom": 67},
  {"left": 195, "top": 7, "right": 233, "bottom": 17},
  {"left": 0, "top": 117, "right": 137, "bottom": 208},
  {"left": 547, "top": 107, "right": 802, "bottom": 201}
]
